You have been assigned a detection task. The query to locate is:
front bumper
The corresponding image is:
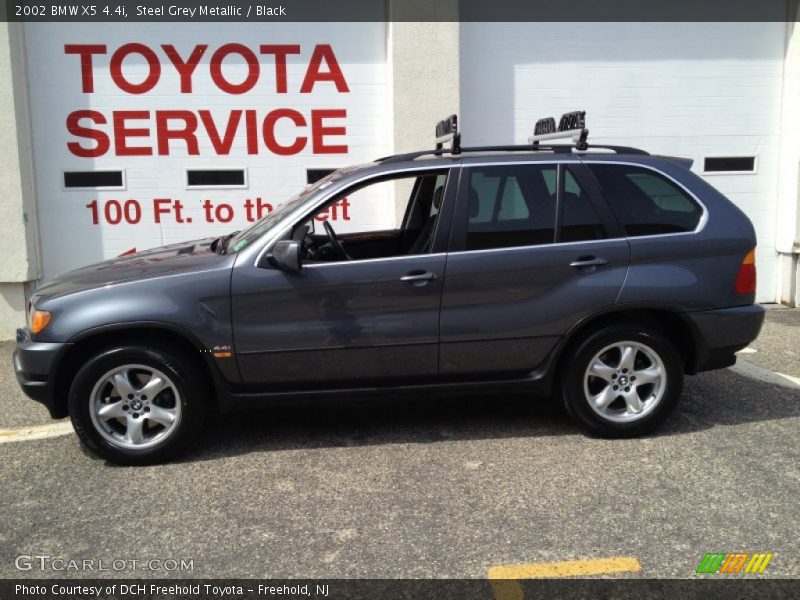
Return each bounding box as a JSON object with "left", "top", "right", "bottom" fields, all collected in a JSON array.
[
  {"left": 13, "top": 328, "right": 72, "bottom": 418},
  {"left": 685, "top": 304, "right": 765, "bottom": 372}
]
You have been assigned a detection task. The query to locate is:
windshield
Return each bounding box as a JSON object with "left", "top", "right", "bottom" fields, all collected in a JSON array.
[{"left": 228, "top": 169, "right": 344, "bottom": 252}]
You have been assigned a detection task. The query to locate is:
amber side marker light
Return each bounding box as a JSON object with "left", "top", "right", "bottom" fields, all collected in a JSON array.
[
  {"left": 735, "top": 248, "right": 757, "bottom": 294},
  {"left": 30, "top": 310, "right": 52, "bottom": 334}
]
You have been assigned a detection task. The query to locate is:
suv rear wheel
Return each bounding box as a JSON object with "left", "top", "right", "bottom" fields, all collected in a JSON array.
[
  {"left": 68, "top": 345, "right": 207, "bottom": 465},
  {"left": 561, "top": 322, "right": 683, "bottom": 437}
]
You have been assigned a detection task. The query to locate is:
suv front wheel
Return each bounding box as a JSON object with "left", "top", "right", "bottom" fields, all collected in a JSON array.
[
  {"left": 68, "top": 345, "right": 207, "bottom": 465},
  {"left": 561, "top": 323, "right": 684, "bottom": 437}
]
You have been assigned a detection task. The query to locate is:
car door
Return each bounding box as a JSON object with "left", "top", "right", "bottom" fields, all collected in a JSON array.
[
  {"left": 439, "top": 159, "right": 630, "bottom": 376},
  {"left": 230, "top": 167, "right": 457, "bottom": 387}
]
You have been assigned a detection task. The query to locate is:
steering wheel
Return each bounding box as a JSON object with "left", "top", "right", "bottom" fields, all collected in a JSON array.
[{"left": 322, "top": 220, "right": 350, "bottom": 261}]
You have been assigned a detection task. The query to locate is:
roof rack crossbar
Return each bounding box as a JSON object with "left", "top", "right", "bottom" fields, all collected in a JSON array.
[
  {"left": 374, "top": 112, "right": 649, "bottom": 163},
  {"left": 460, "top": 144, "right": 573, "bottom": 154},
  {"left": 377, "top": 143, "right": 648, "bottom": 163},
  {"left": 530, "top": 110, "right": 589, "bottom": 150},
  {"left": 457, "top": 143, "right": 649, "bottom": 155},
  {"left": 375, "top": 110, "right": 648, "bottom": 163}
]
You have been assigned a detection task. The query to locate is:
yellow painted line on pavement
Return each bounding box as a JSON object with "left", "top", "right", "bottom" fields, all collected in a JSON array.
[
  {"left": 0, "top": 421, "right": 74, "bottom": 444},
  {"left": 489, "top": 556, "right": 641, "bottom": 579},
  {"left": 488, "top": 556, "right": 641, "bottom": 600}
]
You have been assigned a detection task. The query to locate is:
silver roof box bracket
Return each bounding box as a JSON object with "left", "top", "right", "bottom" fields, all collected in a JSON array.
[
  {"left": 529, "top": 110, "right": 589, "bottom": 151},
  {"left": 435, "top": 114, "right": 462, "bottom": 155}
]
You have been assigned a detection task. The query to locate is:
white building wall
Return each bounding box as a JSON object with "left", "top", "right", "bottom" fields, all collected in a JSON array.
[
  {"left": 0, "top": 23, "right": 41, "bottom": 338},
  {"left": 389, "top": 20, "right": 460, "bottom": 154},
  {"left": 777, "top": 14, "right": 800, "bottom": 306},
  {"left": 388, "top": 11, "right": 460, "bottom": 221}
]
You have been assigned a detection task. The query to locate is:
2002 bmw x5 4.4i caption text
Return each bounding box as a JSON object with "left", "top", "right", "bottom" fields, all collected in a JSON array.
[{"left": 14, "top": 112, "right": 765, "bottom": 464}]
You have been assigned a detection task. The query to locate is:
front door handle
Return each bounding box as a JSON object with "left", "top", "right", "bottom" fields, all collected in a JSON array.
[
  {"left": 401, "top": 270, "right": 441, "bottom": 285},
  {"left": 570, "top": 256, "right": 609, "bottom": 268}
]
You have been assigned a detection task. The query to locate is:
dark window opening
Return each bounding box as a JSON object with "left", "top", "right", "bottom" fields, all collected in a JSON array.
[
  {"left": 187, "top": 169, "right": 245, "bottom": 187},
  {"left": 465, "top": 164, "right": 607, "bottom": 250},
  {"left": 588, "top": 164, "right": 702, "bottom": 237},
  {"left": 704, "top": 157, "right": 756, "bottom": 173},
  {"left": 548, "top": 168, "right": 607, "bottom": 243},
  {"left": 466, "top": 165, "right": 557, "bottom": 250},
  {"left": 306, "top": 169, "right": 337, "bottom": 185},
  {"left": 64, "top": 171, "right": 123, "bottom": 188},
  {"left": 296, "top": 170, "right": 449, "bottom": 263}
]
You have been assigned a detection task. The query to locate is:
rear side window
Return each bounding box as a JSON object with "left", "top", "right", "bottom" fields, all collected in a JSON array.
[
  {"left": 429, "top": 174, "right": 447, "bottom": 217},
  {"left": 587, "top": 164, "right": 702, "bottom": 236},
  {"left": 466, "top": 165, "right": 556, "bottom": 250}
]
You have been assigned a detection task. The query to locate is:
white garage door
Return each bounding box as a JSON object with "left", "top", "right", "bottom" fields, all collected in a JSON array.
[
  {"left": 461, "top": 22, "right": 785, "bottom": 303},
  {"left": 24, "top": 22, "right": 388, "bottom": 280}
]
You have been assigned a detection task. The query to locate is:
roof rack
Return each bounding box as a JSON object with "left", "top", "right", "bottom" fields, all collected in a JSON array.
[
  {"left": 435, "top": 114, "right": 461, "bottom": 154},
  {"left": 530, "top": 110, "right": 589, "bottom": 151},
  {"left": 376, "top": 111, "right": 649, "bottom": 163}
]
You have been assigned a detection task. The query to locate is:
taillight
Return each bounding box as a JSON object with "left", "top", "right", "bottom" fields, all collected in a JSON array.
[{"left": 735, "top": 248, "right": 756, "bottom": 294}]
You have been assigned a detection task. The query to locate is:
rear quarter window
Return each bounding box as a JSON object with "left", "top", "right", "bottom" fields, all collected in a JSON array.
[{"left": 587, "top": 164, "right": 702, "bottom": 236}]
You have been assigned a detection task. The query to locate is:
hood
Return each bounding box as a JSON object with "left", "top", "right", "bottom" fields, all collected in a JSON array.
[{"left": 33, "top": 237, "right": 232, "bottom": 303}]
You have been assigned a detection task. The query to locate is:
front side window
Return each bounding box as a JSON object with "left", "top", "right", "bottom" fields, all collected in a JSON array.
[
  {"left": 230, "top": 169, "right": 346, "bottom": 252},
  {"left": 587, "top": 164, "right": 702, "bottom": 236},
  {"left": 297, "top": 170, "right": 449, "bottom": 263}
]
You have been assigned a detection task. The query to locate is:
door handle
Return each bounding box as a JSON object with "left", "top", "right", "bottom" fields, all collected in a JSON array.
[
  {"left": 401, "top": 270, "right": 440, "bottom": 285},
  {"left": 570, "top": 256, "right": 609, "bottom": 268}
]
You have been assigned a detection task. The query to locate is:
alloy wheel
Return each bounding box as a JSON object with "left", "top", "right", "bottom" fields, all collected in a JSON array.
[
  {"left": 582, "top": 341, "right": 667, "bottom": 423},
  {"left": 89, "top": 364, "right": 182, "bottom": 450}
]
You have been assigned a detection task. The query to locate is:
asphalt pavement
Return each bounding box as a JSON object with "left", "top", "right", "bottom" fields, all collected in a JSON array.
[{"left": 0, "top": 307, "right": 797, "bottom": 580}]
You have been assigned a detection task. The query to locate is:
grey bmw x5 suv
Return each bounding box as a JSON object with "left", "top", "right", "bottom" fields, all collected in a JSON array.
[{"left": 14, "top": 113, "right": 764, "bottom": 464}]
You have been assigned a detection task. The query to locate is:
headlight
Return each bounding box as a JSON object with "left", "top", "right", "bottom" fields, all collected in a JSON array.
[{"left": 29, "top": 309, "right": 52, "bottom": 334}]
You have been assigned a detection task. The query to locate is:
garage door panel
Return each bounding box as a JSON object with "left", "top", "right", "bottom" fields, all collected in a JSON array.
[{"left": 461, "top": 21, "right": 784, "bottom": 302}]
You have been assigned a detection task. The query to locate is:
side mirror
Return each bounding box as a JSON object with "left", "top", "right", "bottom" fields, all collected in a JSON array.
[{"left": 265, "top": 240, "right": 302, "bottom": 272}]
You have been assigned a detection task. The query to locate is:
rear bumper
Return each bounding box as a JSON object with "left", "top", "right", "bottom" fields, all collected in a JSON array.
[
  {"left": 685, "top": 304, "right": 765, "bottom": 372},
  {"left": 13, "top": 328, "right": 72, "bottom": 419}
]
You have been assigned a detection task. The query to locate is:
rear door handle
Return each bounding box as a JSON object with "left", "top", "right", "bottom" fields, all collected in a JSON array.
[
  {"left": 570, "top": 256, "right": 609, "bottom": 268},
  {"left": 401, "top": 270, "right": 440, "bottom": 285}
]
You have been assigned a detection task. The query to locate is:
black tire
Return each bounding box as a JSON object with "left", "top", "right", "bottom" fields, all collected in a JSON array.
[
  {"left": 68, "top": 345, "right": 207, "bottom": 465},
  {"left": 560, "top": 322, "right": 684, "bottom": 438}
]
